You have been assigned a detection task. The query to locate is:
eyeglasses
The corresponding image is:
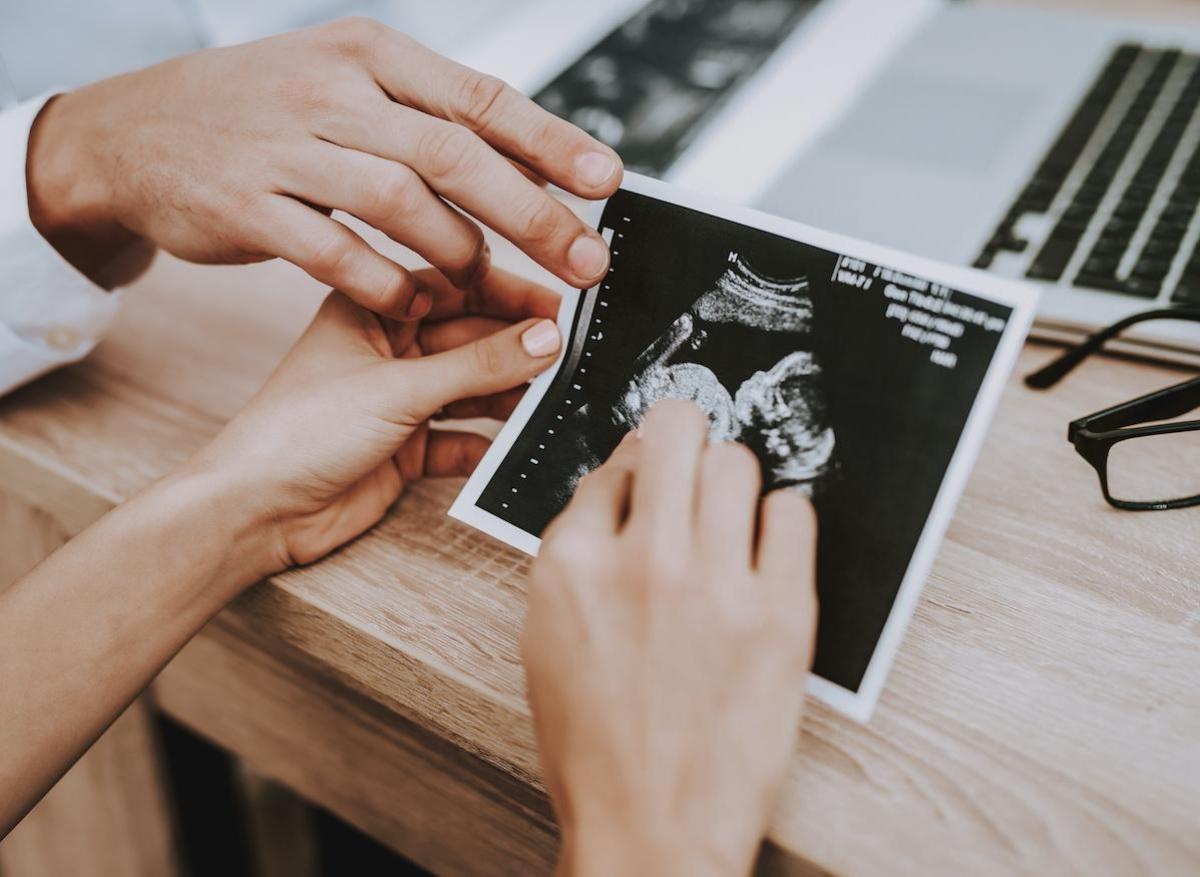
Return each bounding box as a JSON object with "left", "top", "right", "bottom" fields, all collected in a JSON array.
[{"left": 1025, "top": 307, "right": 1200, "bottom": 511}]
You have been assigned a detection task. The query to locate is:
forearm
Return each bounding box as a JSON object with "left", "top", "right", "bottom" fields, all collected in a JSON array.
[
  {"left": 558, "top": 831, "right": 704, "bottom": 877},
  {"left": 558, "top": 814, "right": 755, "bottom": 877},
  {"left": 0, "top": 465, "right": 272, "bottom": 833}
]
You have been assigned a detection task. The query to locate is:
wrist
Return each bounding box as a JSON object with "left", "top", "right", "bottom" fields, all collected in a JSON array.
[
  {"left": 148, "top": 462, "right": 288, "bottom": 600},
  {"left": 558, "top": 815, "right": 742, "bottom": 877},
  {"left": 25, "top": 91, "right": 153, "bottom": 287}
]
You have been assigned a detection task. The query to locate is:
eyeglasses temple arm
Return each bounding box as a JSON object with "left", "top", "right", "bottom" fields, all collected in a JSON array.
[
  {"left": 1024, "top": 307, "right": 1200, "bottom": 390},
  {"left": 1088, "top": 377, "right": 1200, "bottom": 430}
]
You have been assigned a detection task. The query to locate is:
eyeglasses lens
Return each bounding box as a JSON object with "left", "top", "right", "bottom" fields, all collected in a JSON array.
[{"left": 1106, "top": 430, "right": 1200, "bottom": 505}]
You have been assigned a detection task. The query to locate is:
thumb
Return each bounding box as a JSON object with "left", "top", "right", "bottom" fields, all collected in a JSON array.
[{"left": 382, "top": 318, "right": 561, "bottom": 419}]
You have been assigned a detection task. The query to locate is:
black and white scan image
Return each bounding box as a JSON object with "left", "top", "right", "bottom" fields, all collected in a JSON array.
[
  {"left": 533, "top": 0, "right": 817, "bottom": 175},
  {"left": 470, "top": 187, "right": 1017, "bottom": 698},
  {"left": 541, "top": 252, "right": 837, "bottom": 510}
]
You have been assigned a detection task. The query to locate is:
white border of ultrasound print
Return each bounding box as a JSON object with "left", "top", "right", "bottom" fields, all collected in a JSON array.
[{"left": 451, "top": 171, "right": 1038, "bottom": 723}]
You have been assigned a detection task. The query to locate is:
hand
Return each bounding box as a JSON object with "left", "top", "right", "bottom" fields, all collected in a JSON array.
[
  {"left": 186, "top": 266, "right": 562, "bottom": 586},
  {"left": 0, "top": 265, "right": 562, "bottom": 832},
  {"left": 25, "top": 17, "right": 622, "bottom": 313},
  {"left": 522, "top": 401, "right": 819, "bottom": 877}
]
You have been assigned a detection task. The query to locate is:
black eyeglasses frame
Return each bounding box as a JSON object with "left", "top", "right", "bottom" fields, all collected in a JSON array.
[
  {"left": 1025, "top": 306, "right": 1200, "bottom": 512},
  {"left": 1067, "top": 377, "right": 1200, "bottom": 510}
]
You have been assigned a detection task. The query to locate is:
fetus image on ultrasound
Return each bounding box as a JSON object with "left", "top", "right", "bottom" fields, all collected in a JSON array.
[{"left": 553, "top": 253, "right": 836, "bottom": 506}]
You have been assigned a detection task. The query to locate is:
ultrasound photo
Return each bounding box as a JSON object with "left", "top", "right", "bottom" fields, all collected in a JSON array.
[
  {"left": 532, "top": 251, "right": 836, "bottom": 513},
  {"left": 533, "top": 0, "right": 818, "bottom": 175},
  {"left": 454, "top": 176, "right": 1034, "bottom": 719}
]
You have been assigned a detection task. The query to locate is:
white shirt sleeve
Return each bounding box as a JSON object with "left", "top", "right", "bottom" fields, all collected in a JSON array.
[{"left": 0, "top": 92, "right": 120, "bottom": 397}]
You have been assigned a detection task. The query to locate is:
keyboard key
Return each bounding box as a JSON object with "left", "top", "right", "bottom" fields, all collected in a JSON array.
[
  {"left": 1017, "top": 178, "right": 1061, "bottom": 211},
  {"left": 1075, "top": 273, "right": 1126, "bottom": 293},
  {"left": 1172, "top": 278, "right": 1200, "bottom": 303},
  {"left": 1028, "top": 237, "right": 1080, "bottom": 281},
  {"left": 1074, "top": 185, "right": 1107, "bottom": 207},
  {"left": 1083, "top": 255, "right": 1121, "bottom": 276},
  {"left": 1112, "top": 199, "right": 1146, "bottom": 220},
  {"left": 1143, "top": 237, "right": 1181, "bottom": 259},
  {"left": 1091, "top": 234, "right": 1132, "bottom": 258},
  {"left": 1131, "top": 258, "right": 1172, "bottom": 280},
  {"left": 1124, "top": 275, "right": 1164, "bottom": 297},
  {"left": 1160, "top": 203, "right": 1196, "bottom": 225},
  {"left": 1103, "top": 216, "right": 1138, "bottom": 237},
  {"left": 1170, "top": 184, "right": 1200, "bottom": 204}
]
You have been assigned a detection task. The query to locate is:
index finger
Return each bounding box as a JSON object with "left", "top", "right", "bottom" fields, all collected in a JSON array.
[
  {"left": 558, "top": 432, "right": 641, "bottom": 535},
  {"left": 367, "top": 29, "right": 623, "bottom": 198},
  {"left": 629, "top": 400, "right": 710, "bottom": 545},
  {"left": 417, "top": 266, "right": 562, "bottom": 322}
]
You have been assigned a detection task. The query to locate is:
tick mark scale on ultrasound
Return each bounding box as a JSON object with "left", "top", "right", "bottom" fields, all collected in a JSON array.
[
  {"left": 482, "top": 220, "right": 638, "bottom": 535},
  {"left": 502, "top": 226, "right": 624, "bottom": 500}
]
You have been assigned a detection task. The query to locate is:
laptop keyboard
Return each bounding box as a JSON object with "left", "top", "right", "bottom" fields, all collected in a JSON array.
[{"left": 975, "top": 44, "right": 1200, "bottom": 305}]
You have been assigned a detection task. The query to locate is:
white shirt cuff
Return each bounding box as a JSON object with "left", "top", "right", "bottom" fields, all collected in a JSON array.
[{"left": 0, "top": 91, "right": 121, "bottom": 397}]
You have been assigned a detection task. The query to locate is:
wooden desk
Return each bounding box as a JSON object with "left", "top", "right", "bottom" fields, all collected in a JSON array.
[{"left": 4, "top": 8, "right": 1200, "bottom": 876}]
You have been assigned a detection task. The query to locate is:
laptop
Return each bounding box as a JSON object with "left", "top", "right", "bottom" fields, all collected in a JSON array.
[
  {"left": 751, "top": 4, "right": 1200, "bottom": 361},
  {"left": 462, "top": 0, "right": 942, "bottom": 178}
]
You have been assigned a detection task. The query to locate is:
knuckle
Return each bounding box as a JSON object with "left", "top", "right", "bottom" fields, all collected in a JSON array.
[
  {"left": 229, "top": 192, "right": 269, "bottom": 238},
  {"left": 370, "top": 167, "right": 423, "bottom": 225},
  {"left": 470, "top": 337, "right": 507, "bottom": 376},
  {"left": 309, "top": 232, "right": 357, "bottom": 279},
  {"left": 707, "top": 441, "right": 759, "bottom": 477},
  {"left": 514, "top": 195, "right": 567, "bottom": 247},
  {"left": 375, "top": 269, "right": 414, "bottom": 310},
  {"left": 573, "top": 468, "right": 602, "bottom": 494},
  {"left": 323, "top": 16, "right": 381, "bottom": 51},
  {"left": 648, "top": 398, "right": 708, "bottom": 435},
  {"left": 725, "top": 598, "right": 770, "bottom": 637},
  {"left": 274, "top": 75, "right": 331, "bottom": 115},
  {"left": 455, "top": 72, "right": 509, "bottom": 130},
  {"left": 522, "top": 117, "right": 566, "bottom": 165},
  {"left": 539, "top": 525, "right": 594, "bottom": 570},
  {"left": 419, "top": 125, "right": 482, "bottom": 181},
  {"left": 577, "top": 466, "right": 617, "bottom": 494},
  {"left": 644, "top": 551, "right": 688, "bottom": 592}
]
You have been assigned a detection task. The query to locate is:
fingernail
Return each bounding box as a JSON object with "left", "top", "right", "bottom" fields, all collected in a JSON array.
[
  {"left": 521, "top": 319, "right": 561, "bottom": 358},
  {"left": 408, "top": 290, "right": 432, "bottom": 319},
  {"left": 575, "top": 151, "right": 617, "bottom": 188},
  {"left": 567, "top": 234, "right": 609, "bottom": 281}
]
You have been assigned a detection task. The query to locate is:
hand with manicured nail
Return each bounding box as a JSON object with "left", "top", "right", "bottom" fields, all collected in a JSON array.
[
  {"left": 524, "top": 400, "right": 819, "bottom": 877},
  {"left": 192, "top": 266, "right": 562, "bottom": 570},
  {"left": 25, "top": 17, "right": 622, "bottom": 316},
  {"left": 0, "top": 265, "right": 562, "bottom": 832}
]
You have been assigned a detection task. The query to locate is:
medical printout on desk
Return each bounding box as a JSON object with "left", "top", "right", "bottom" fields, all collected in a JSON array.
[{"left": 452, "top": 173, "right": 1037, "bottom": 721}]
